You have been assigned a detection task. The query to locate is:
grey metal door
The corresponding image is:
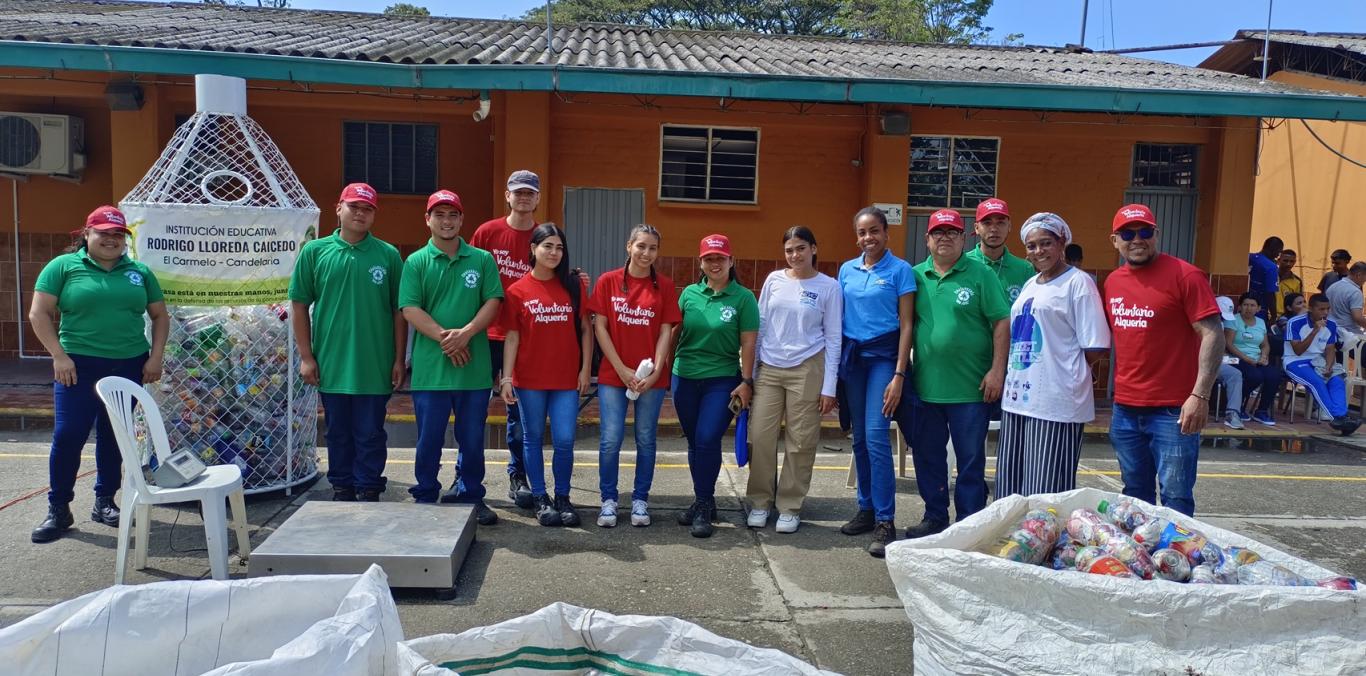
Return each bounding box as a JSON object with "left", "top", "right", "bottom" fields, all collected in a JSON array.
[
  {"left": 563, "top": 187, "right": 645, "bottom": 288},
  {"left": 1123, "top": 189, "right": 1199, "bottom": 263},
  {"left": 903, "top": 212, "right": 978, "bottom": 265}
]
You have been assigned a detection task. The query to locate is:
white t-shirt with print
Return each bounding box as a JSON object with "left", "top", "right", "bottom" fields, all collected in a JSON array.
[
  {"left": 1002, "top": 267, "right": 1111, "bottom": 423},
  {"left": 755, "top": 270, "right": 843, "bottom": 397}
]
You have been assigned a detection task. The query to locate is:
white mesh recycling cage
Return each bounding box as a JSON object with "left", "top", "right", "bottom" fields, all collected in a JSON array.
[{"left": 121, "top": 75, "right": 321, "bottom": 494}]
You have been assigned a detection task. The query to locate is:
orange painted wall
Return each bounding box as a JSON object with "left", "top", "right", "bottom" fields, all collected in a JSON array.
[{"left": 1248, "top": 70, "right": 1366, "bottom": 286}]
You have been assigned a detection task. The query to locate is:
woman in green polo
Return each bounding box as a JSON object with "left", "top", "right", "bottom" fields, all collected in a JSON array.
[{"left": 28, "top": 206, "right": 169, "bottom": 544}]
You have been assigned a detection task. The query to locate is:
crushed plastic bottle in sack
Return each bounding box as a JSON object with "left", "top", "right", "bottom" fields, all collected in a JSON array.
[
  {"left": 1074, "top": 546, "right": 1136, "bottom": 578},
  {"left": 1050, "top": 531, "right": 1084, "bottom": 571},
  {"left": 1222, "top": 546, "right": 1262, "bottom": 568},
  {"left": 1155, "top": 521, "right": 1210, "bottom": 565},
  {"left": 1103, "top": 535, "right": 1156, "bottom": 579},
  {"left": 1098, "top": 497, "right": 1151, "bottom": 533},
  {"left": 1151, "top": 548, "right": 1192, "bottom": 582},
  {"left": 1189, "top": 564, "right": 1218, "bottom": 584},
  {"left": 1237, "top": 560, "right": 1360, "bottom": 590},
  {"left": 1066, "top": 509, "right": 1123, "bottom": 547},
  {"left": 992, "top": 508, "right": 1061, "bottom": 565},
  {"left": 1316, "top": 577, "right": 1359, "bottom": 590},
  {"left": 1131, "top": 517, "right": 1166, "bottom": 551}
]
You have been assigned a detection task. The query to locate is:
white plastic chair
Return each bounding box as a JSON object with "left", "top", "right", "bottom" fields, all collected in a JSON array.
[
  {"left": 95, "top": 376, "right": 252, "bottom": 583},
  {"left": 1344, "top": 334, "right": 1366, "bottom": 411}
]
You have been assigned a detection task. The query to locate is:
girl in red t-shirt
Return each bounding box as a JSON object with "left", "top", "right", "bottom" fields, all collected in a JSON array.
[
  {"left": 588, "top": 225, "right": 681, "bottom": 528},
  {"left": 499, "top": 223, "right": 593, "bottom": 527}
]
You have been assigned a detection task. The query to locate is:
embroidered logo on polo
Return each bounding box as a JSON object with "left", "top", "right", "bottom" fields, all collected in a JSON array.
[
  {"left": 1008, "top": 285, "right": 1022, "bottom": 302},
  {"left": 369, "top": 265, "right": 387, "bottom": 285},
  {"left": 125, "top": 271, "right": 144, "bottom": 287},
  {"left": 463, "top": 270, "right": 481, "bottom": 288},
  {"left": 955, "top": 287, "right": 974, "bottom": 306},
  {"left": 719, "top": 306, "right": 736, "bottom": 322}
]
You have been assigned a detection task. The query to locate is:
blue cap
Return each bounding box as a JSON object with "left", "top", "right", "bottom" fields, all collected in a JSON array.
[{"left": 507, "top": 170, "right": 540, "bottom": 193}]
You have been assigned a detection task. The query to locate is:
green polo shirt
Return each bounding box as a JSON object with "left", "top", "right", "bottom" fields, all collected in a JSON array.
[
  {"left": 288, "top": 231, "right": 403, "bottom": 395},
  {"left": 966, "top": 244, "right": 1035, "bottom": 305},
  {"left": 398, "top": 238, "right": 503, "bottom": 391},
  {"left": 913, "top": 254, "right": 1011, "bottom": 403},
  {"left": 674, "top": 279, "right": 760, "bottom": 380},
  {"left": 34, "top": 251, "right": 163, "bottom": 359}
]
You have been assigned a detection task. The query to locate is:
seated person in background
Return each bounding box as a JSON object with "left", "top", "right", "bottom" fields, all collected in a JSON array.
[
  {"left": 1283, "top": 294, "right": 1361, "bottom": 435},
  {"left": 1224, "top": 293, "right": 1281, "bottom": 426},
  {"left": 1214, "top": 297, "right": 1247, "bottom": 430},
  {"left": 1270, "top": 292, "right": 1305, "bottom": 362}
]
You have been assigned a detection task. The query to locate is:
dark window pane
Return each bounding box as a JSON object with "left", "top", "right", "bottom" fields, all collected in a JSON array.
[
  {"left": 340, "top": 122, "right": 437, "bottom": 195},
  {"left": 660, "top": 125, "right": 758, "bottom": 203}
]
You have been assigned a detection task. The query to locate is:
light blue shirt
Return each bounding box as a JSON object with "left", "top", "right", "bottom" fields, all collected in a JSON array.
[
  {"left": 1223, "top": 316, "right": 1267, "bottom": 361},
  {"left": 838, "top": 251, "right": 916, "bottom": 341}
]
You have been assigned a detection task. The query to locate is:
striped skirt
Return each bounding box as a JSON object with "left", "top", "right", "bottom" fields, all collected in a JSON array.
[{"left": 995, "top": 411, "right": 1085, "bottom": 499}]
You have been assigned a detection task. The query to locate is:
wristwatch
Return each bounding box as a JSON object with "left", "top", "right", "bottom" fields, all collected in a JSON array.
[{"left": 742, "top": 377, "right": 755, "bottom": 387}]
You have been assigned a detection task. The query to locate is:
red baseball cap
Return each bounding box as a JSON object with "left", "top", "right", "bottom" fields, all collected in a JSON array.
[
  {"left": 426, "top": 190, "right": 463, "bottom": 214},
  {"left": 927, "top": 209, "right": 965, "bottom": 232},
  {"left": 339, "top": 183, "right": 379, "bottom": 209},
  {"left": 1112, "top": 203, "right": 1156, "bottom": 232},
  {"left": 698, "top": 234, "right": 733, "bottom": 257},
  {"left": 85, "top": 205, "right": 130, "bottom": 234},
  {"left": 975, "top": 198, "right": 1009, "bottom": 222}
]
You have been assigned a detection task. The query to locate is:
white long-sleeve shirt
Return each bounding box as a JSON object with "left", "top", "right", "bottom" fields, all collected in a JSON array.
[{"left": 755, "top": 269, "right": 843, "bottom": 397}]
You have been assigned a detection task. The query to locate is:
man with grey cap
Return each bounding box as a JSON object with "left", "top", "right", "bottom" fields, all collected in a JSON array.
[
  {"left": 469, "top": 170, "right": 542, "bottom": 509},
  {"left": 996, "top": 213, "right": 1110, "bottom": 497}
]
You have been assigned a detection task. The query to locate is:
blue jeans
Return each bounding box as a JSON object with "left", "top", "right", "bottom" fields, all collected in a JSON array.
[
  {"left": 911, "top": 401, "right": 990, "bottom": 523},
  {"left": 1110, "top": 403, "right": 1200, "bottom": 516},
  {"left": 410, "top": 389, "right": 490, "bottom": 503},
  {"left": 319, "top": 393, "right": 390, "bottom": 492},
  {"left": 845, "top": 358, "right": 899, "bottom": 522},
  {"left": 598, "top": 385, "right": 665, "bottom": 502},
  {"left": 516, "top": 388, "right": 579, "bottom": 497},
  {"left": 672, "top": 375, "right": 739, "bottom": 500},
  {"left": 49, "top": 353, "right": 147, "bottom": 506},
  {"left": 487, "top": 339, "right": 524, "bottom": 476}
]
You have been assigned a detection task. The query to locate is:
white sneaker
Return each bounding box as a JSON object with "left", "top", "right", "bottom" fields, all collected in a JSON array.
[
  {"left": 597, "top": 499, "right": 618, "bottom": 528},
  {"left": 775, "top": 514, "right": 800, "bottom": 533},
  {"left": 747, "top": 509, "right": 770, "bottom": 528},
  {"left": 630, "top": 500, "right": 650, "bottom": 527}
]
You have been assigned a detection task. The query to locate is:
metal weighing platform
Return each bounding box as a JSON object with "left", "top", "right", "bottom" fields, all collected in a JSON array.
[{"left": 249, "top": 501, "right": 475, "bottom": 598}]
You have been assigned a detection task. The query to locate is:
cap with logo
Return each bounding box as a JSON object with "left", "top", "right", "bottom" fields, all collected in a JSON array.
[
  {"left": 698, "top": 234, "right": 733, "bottom": 258},
  {"left": 1216, "top": 295, "right": 1236, "bottom": 322},
  {"left": 975, "top": 198, "right": 1009, "bottom": 222},
  {"left": 1112, "top": 203, "right": 1156, "bottom": 232},
  {"left": 85, "top": 205, "right": 131, "bottom": 234},
  {"left": 507, "top": 170, "right": 541, "bottom": 193},
  {"left": 927, "top": 209, "right": 965, "bottom": 232},
  {"left": 339, "top": 183, "right": 379, "bottom": 209},
  {"left": 426, "top": 190, "right": 464, "bottom": 214}
]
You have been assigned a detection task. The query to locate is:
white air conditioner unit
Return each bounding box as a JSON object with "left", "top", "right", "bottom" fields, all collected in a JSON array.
[{"left": 0, "top": 112, "right": 85, "bottom": 176}]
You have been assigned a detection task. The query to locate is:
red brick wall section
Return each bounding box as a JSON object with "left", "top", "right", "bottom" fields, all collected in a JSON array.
[{"left": 0, "top": 231, "right": 70, "bottom": 358}]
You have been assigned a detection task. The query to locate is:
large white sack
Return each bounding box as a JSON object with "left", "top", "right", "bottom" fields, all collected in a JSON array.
[
  {"left": 0, "top": 564, "right": 402, "bottom": 676},
  {"left": 397, "top": 602, "right": 835, "bottom": 676},
  {"left": 886, "top": 488, "right": 1365, "bottom": 676}
]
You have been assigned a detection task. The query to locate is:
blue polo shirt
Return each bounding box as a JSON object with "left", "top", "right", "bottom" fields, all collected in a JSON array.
[
  {"left": 1248, "top": 253, "right": 1279, "bottom": 297},
  {"left": 838, "top": 251, "right": 916, "bottom": 341}
]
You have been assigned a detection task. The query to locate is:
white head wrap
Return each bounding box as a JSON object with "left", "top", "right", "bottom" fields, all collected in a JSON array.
[{"left": 1020, "top": 212, "right": 1072, "bottom": 245}]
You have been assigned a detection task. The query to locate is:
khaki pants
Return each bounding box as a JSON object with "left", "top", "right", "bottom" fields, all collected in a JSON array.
[{"left": 745, "top": 352, "right": 824, "bottom": 514}]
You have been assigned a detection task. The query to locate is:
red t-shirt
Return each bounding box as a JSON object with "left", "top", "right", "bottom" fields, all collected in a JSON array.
[
  {"left": 588, "top": 268, "right": 682, "bottom": 389},
  {"left": 471, "top": 216, "right": 535, "bottom": 340},
  {"left": 501, "top": 274, "right": 589, "bottom": 390},
  {"left": 1104, "top": 253, "right": 1220, "bottom": 407}
]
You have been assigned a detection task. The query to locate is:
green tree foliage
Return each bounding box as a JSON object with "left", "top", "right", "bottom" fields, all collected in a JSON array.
[
  {"left": 524, "top": 0, "right": 1013, "bottom": 43},
  {"left": 384, "top": 3, "right": 432, "bottom": 17}
]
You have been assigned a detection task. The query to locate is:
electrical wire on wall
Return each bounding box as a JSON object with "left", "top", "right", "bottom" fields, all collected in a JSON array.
[{"left": 1299, "top": 119, "right": 1366, "bottom": 169}]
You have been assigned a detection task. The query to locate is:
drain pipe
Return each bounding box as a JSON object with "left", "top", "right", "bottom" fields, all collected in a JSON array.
[{"left": 11, "top": 177, "right": 46, "bottom": 359}]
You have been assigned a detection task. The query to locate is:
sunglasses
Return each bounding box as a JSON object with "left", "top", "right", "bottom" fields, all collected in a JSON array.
[{"left": 1117, "top": 227, "right": 1156, "bottom": 242}]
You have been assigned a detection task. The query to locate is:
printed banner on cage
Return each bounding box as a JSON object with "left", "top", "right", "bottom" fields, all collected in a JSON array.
[{"left": 123, "top": 204, "right": 318, "bottom": 305}]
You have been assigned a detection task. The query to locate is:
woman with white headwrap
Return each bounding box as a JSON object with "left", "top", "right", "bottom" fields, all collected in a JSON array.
[{"left": 995, "top": 213, "right": 1112, "bottom": 497}]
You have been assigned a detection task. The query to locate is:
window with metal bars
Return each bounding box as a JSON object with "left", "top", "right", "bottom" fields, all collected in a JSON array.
[
  {"left": 907, "top": 136, "right": 1000, "bottom": 209},
  {"left": 659, "top": 125, "right": 759, "bottom": 204},
  {"left": 342, "top": 121, "right": 438, "bottom": 195},
  {"left": 1131, "top": 143, "right": 1198, "bottom": 189}
]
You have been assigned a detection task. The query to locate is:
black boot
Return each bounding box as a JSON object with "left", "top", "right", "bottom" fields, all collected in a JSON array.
[
  {"left": 690, "top": 498, "right": 716, "bottom": 538},
  {"left": 508, "top": 473, "right": 534, "bottom": 509},
  {"left": 840, "top": 509, "right": 876, "bottom": 535},
  {"left": 32, "top": 503, "right": 75, "bottom": 543},
  {"left": 868, "top": 520, "right": 897, "bottom": 558},
  {"left": 555, "top": 495, "right": 581, "bottom": 527},
  {"left": 904, "top": 518, "right": 949, "bottom": 540},
  {"left": 677, "top": 498, "right": 718, "bottom": 525},
  {"left": 91, "top": 496, "right": 120, "bottom": 527}
]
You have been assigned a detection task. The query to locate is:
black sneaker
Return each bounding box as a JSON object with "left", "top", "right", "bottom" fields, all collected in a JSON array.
[
  {"left": 554, "top": 495, "right": 581, "bottom": 527},
  {"left": 676, "top": 498, "right": 717, "bottom": 526},
  {"left": 690, "top": 498, "right": 716, "bottom": 538},
  {"left": 868, "top": 520, "right": 897, "bottom": 558},
  {"left": 1341, "top": 417, "right": 1362, "bottom": 437},
  {"left": 332, "top": 487, "right": 357, "bottom": 502},
  {"left": 840, "top": 509, "right": 876, "bottom": 535},
  {"left": 535, "top": 494, "right": 561, "bottom": 527},
  {"left": 357, "top": 488, "right": 381, "bottom": 502},
  {"left": 91, "top": 496, "right": 120, "bottom": 527},
  {"left": 904, "top": 518, "right": 949, "bottom": 540},
  {"left": 32, "top": 503, "right": 74, "bottom": 543},
  {"left": 508, "top": 473, "right": 534, "bottom": 509},
  {"left": 474, "top": 501, "right": 498, "bottom": 526}
]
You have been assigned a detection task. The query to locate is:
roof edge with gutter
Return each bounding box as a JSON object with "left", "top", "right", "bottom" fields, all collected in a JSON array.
[{"left": 3, "top": 40, "right": 1366, "bottom": 121}]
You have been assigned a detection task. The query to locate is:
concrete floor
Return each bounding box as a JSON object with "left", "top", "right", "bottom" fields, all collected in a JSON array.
[{"left": 2, "top": 430, "right": 1364, "bottom": 675}]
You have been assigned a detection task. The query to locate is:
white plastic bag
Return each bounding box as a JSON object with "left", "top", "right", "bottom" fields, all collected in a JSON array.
[
  {"left": 886, "top": 488, "right": 1365, "bottom": 675},
  {"left": 0, "top": 564, "right": 402, "bottom": 676},
  {"left": 397, "top": 602, "right": 834, "bottom": 676}
]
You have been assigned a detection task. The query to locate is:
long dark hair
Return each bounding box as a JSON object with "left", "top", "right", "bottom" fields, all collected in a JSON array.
[
  {"left": 529, "top": 222, "right": 582, "bottom": 342},
  {"left": 782, "top": 225, "right": 818, "bottom": 268},
  {"left": 621, "top": 224, "right": 660, "bottom": 293}
]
